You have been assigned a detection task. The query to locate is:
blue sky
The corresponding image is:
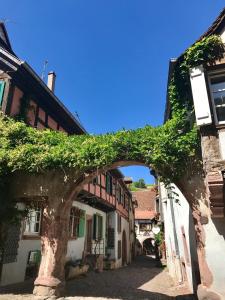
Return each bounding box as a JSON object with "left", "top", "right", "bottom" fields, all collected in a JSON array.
[{"left": 1, "top": 1, "right": 224, "bottom": 183}]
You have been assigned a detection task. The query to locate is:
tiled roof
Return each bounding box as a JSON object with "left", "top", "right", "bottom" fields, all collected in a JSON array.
[
  {"left": 135, "top": 210, "right": 156, "bottom": 220},
  {"left": 198, "top": 7, "right": 225, "bottom": 40},
  {"left": 133, "top": 189, "right": 156, "bottom": 220},
  {"left": 0, "top": 22, "right": 14, "bottom": 54}
]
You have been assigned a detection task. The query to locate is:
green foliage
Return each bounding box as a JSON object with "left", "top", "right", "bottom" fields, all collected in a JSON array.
[
  {"left": 154, "top": 231, "right": 163, "bottom": 246},
  {"left": 0, "top": 36, "right": 223, "bottom": 182},
  {"left": 133, "top": 178, "right": 147, "bottom": 189},
  {"left": 168, "top": 35, "right": 225, "bottom": 115},
  {"left": 0, "top": 35, "right": 224, "bottom": 246},
  {"left": 154, "top": 224, "right": 164, "bottom": 247},
  {"left": 0, "top": 113, "right": 198, "bottom": 180}
]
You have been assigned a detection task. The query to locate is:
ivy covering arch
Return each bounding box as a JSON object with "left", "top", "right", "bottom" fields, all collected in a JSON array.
[
  {"left": 0, "top": 35, "right": 223, "bottom": 181},
  {"left": 0, "top": 35, "right": 224, "bottom": 297}
]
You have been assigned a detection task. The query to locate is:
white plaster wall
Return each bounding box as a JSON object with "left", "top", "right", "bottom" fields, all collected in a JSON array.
[
  {"left": 172, "top": 185, "right": 194, "bottom": 291},
  {"left": 129, "top": 207, "right": 135, "bottom": 261},
  {"left": 218, "top": 130, "right": 225, "bottom": 160},
  {"left": 204, "top": 218, "right": 225, "bottom": 298},
  {"left": 0, "top": 238, "right": 40, "bottom": 286},
  {"left": 114, "top": 213, "right": 130, "bottom": 268},
  {"left": 107, "top": 211, "right": 116, "bottom": 259},
  {"left": 220, "top": 27, "right": 225, "bottom": 43},
  {"left": 67, "top": 200, "right": 106, "bottom": 260},
  {"left": 159, "top": 182, "right": 197, "bottom": 292},
  {"left": 160, "top": 182, "right": 180, "bottom": 280},
  {"left": 1, "top": 201, "right": 106, "bottom": 286}
]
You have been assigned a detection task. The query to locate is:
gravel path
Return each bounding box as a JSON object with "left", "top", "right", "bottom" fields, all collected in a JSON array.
[{"left": 0, "top": 256, "right": 196, "bottom": 300}]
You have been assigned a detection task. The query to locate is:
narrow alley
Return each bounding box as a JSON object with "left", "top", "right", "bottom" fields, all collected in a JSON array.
[{"left": 0, "top": 256, "right": 196, "bottom": 300}]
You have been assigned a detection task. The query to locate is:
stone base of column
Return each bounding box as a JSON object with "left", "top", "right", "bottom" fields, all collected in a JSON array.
[
  {"left": 33, "top": 276, "right": 65, "bottom": 297},
  {"left": 197, "top": 284, "right": 223, "bottom": 300}
]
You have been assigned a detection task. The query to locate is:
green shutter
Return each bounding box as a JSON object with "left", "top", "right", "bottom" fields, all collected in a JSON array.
[
  {"left": 33, "top": 250, "right": 41, "bottom": 264},
  {"left": 98, "top": 215, "right": 103, "bottom": 239},
  {"left": 78, "top": 212, "right": 85, "bottom": 237},
  {"left": 0, "top": 81, "right": 5, "bottom": 106},
  {"left": 93, "top": 214, "right": 97, "bottom": 239}
]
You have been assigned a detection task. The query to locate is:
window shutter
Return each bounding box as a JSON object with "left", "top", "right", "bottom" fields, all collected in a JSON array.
[
  {"left": 189, "top": 65, "right": 212, "bottom": 126},
  {"left": 93, "top": 214, "right": 97, "bottom": 239},
  {"left": 219, "top": 131, "right": 225, "bottom": 160},
  {"left": 106, "top": 173, "right": 112, "bottom": 194},
  {"left": 98, "top": 215, "right": 103, "bottom": 239},
  {"left": 0, "top": 81, "right": 5, "bottom": 106},
  {"left": 118, "top": 240, "right": 121, "bottom": 259},
  {"left": 78, "top": 211, "right": 85, "bottom": 237},
  {"left": 106, "top": 174, "right": 109, "bottom": 193}
]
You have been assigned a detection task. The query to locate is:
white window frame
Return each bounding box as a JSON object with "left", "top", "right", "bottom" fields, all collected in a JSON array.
[
  {"left": 24, "top": 207, "right": 42, "bottom": 236},
  {"left": 208, "top": 71, "right": 225, "bottom": 125},
  {"left": 69, "top": 207, "right": 81, "bottom": 238}
]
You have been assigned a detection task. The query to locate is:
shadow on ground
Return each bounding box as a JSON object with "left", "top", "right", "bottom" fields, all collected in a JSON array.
[
  {"left": 0, "top": 256, "right": 196, "bottom": 300},
  {"left": 66, "top": 256, "right": 196, "bottom": 300}
]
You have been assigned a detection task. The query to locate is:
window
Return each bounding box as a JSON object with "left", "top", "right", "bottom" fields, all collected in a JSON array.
[
  {"left": 156, "top": 198, "right": 160, "bottom": 213},
  {"left": 69, "top": 207, "right": 85, "bottom": 238},
  {"left": 106, "top": 173, "right": 113, "bottom": 195},
  {"left": 112, "top": 178, "right": 116, "bottom": 195},
  {"left": 118, "top": 240, "right": 121, "bottom": 259},
  {"left": 211, "top": 80, "right": 225, "bottom": 124},
  {"left": 125, "top": 197, "right": 129, "bottom": 210},
  {"left": 24, "top": 207, "right": 42, "bottom": 235},
  {"left": 116, "top": 185, "right": 122, "bottom": 204},
  {"left": 124, "top": 194, "right": 126, "bottom": 208},
  {"left": 93, "top": 176, "right": 98, "bottom": 185},
  {"left": 121, "top": 192, "right": 124, "bottom": 207},
  {"left": 117, "top": 213, "right": 121, "bottom": 233},
  {"left": 93, "top": 214, "right": 103, "bottom": 240},
  {"left": 140, "top": 223, "right": 148, "bottom": 231},
  {"left": 0, "top": 80, "right": 5, "bottom": 106}
]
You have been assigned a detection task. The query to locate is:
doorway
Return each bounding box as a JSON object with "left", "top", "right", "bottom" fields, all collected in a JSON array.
[
  {"left": 122, "top": 230, "right": 127, "bottom": 266},
  {"left": 86, "top": 217, "right": 92, "bottom": 254}
]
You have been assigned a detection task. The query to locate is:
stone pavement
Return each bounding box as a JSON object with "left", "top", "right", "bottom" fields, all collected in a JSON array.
[{"left": 0, "top": 256, "right": 196, "bottom": 300}]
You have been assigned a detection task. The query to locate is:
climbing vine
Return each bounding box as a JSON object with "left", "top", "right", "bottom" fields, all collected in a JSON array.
[
  {"left": 0, "top": 35, "right": 222, "bottom": 179},
  {"left": 168, "top": 35, "right": 224, "bottom": 115},
  {"left": 0, "top": 35, "right": 224, "bottom": 241},
  {"left": 0, "top": 112, "right": 197, "bottom": 180}
]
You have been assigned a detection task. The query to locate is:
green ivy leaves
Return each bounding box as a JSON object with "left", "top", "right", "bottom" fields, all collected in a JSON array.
[{"left": 0, "top": 35, "right": 223, "bottom": 182}]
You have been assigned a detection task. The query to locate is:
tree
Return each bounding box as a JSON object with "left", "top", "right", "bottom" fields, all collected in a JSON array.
[{"left": 133, "top": 178, "right": 146, "bottom": 189}]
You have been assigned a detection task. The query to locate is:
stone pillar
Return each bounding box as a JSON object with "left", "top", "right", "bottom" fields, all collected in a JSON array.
[{"left": 33, "top": 199, "right": 72, "bottom": 297}]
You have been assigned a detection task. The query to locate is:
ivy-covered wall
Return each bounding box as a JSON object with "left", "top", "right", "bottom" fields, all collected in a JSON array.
[{"left": 0, "top": 34, "right": 224, "bottom": 232}]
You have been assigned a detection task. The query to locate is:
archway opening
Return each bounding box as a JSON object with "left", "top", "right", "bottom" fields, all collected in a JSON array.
[
  {"left": 143, "top": 238, "right": 155, "bottom": 256},
  {"left": 7, "top": 160, "right": 201, "bottom": 298}
]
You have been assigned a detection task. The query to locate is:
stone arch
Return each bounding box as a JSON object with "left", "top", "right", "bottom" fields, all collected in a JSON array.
[
  {"left": 142, "top": 238, "right": 155, "bottom": 255},
  {"left": 8, "top": 157, "right": 208, "bottom": 297}
]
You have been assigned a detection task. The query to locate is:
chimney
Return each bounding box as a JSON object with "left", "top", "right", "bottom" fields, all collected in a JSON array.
[{"left": 47, "top": 71, "right": 56, "bottom": 92}]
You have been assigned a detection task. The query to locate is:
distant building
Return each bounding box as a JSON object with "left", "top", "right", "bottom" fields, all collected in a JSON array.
[{"left": 132, "top": 188, "right": 158, "bottom": 254}]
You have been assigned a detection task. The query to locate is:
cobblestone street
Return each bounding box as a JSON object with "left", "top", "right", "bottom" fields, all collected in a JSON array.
[{"left": 0, "top": 256, "right": 196, "bottom": 300}]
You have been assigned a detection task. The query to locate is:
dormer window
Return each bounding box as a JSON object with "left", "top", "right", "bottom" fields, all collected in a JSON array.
[{"left": 211, "top": 78, "right": 225, "bottom": 124}]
